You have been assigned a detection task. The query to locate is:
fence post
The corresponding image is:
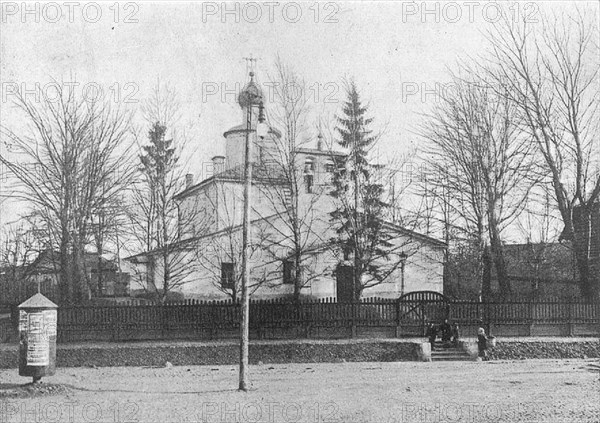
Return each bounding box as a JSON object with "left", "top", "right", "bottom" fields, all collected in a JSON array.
[
  {"left": 528, "top": 301, "right": 533, "bottom": 336},
  {"left": 351, "top": 301, "right": 357, "bottom": 338},
  {"left": 395, "top": 300, "right": 401, "bottom": 338},
  {"left": 300, "top": 302, "right": 310, "bottom": 339},
  {"left": 160, "top": 304, "right": 167, "bottom": 339},
  {"left": 112, "top": 308, "right": 119, "bottom": 341},
  {"left": 567, "top": 300, "right": 574, "bottom": 337}
]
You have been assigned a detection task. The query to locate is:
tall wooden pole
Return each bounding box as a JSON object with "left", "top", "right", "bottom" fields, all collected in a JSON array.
[{"left": 239, "top": 82, "right": 254, "bottom": 392}]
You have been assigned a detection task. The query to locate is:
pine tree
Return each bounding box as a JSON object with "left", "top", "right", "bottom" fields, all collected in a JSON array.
[{"left": 330, "top": 81, "right": 395, "bottom": 300}]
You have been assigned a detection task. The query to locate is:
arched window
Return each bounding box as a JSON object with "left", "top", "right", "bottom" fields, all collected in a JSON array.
[
  {"left": 304, "top": 174, "right": 314, "bottom": 193},
  {"left": 304, "top": 158, "right": 315, "bottom": 193},
  {"left": 304, "top": 158, "right": 315, "bottom": 174}
]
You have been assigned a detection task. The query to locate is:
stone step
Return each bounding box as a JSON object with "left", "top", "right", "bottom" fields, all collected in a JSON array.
[
  {"left": 431, "top": 350, "right": 466, "bottom": 355},
  {"left": 432, "top": 355, "right": 473, "bottom": 361},
  {"left": 430, "top": 344, "right": 472, "bottom": 361}
]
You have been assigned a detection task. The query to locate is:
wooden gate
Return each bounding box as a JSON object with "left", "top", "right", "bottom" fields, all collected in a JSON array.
[{"left": 397, "top": 291, "right": 450, "bottom": 336}]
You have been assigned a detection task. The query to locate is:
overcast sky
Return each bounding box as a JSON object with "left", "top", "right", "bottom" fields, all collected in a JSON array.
[{"left": 0, "top": 1, "right": 596, "bottom": 233}]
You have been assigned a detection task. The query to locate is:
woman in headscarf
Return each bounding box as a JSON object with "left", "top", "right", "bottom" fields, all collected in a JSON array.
[{"left": 477, "top": 327, "right": 488, "bottom": 360}]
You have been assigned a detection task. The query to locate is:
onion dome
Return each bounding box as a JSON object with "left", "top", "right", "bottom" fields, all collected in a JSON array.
[{"left": 237, "top": 72, "right": 263, "bottom": 108}]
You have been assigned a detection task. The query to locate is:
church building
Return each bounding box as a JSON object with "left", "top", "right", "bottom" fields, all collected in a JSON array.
[{"left": 127, "top": 73, "right": 445, "bottom": 301}]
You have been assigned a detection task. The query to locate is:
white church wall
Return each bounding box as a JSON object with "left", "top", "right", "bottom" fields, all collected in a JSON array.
[{"left": 159, "top": 219, "right": 444, "bottom": 301}]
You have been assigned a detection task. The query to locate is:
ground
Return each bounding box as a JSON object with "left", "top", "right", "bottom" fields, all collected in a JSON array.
[{"left": 1, "top": 359, "right": 599, "bottom": 423}]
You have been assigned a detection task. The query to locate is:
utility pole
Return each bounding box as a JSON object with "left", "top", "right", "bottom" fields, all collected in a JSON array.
[
  {"left": 239, "top": 83, "right": 253, "bottom": 391},
  {"left": 239, "top": 69, "right": 267, "bottom": 392}
]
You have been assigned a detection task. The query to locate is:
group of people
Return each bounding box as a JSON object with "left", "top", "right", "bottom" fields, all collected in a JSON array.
[
  {"left": 426, "top": 319, "right": 460, "bottom": 346},
  {"left": 426, "top": 320, "right": 491, "bottom": 360}
]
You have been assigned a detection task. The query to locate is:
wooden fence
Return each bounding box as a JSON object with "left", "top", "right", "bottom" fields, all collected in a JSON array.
[
  {"left": 1, "top": 298, "right": 598, "bottom": 343},
  {"left": 449, "top": 300, "right": 600, "bottom": 337},
  {"left": 45, "top": 298, "right": 600, "bottom": 342}
]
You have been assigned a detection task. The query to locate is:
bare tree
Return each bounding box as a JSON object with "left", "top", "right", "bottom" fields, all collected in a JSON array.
[
  {"left": 196, "top": 228, "right": 274, "bottom": 302},
  {"left": 515, "top": 189, "right": 566, "bottom": 298},
  {"left": 479, "top": 9, "right": 600, "bottom": 298},
  {"left": 256, "top": 57, "right": 330, "bottom": 301},
  {"left": 0, "top": 222, "right": 40, "bottom": 295},
  {"left": 124, "top": 82, "right": 208, "bottom": 303},
  {"left": 0, "top": 85, "right": 135, "bottom": 304},
  {"left": 420, "top": 76, "right": 536, "bottom": 299}
]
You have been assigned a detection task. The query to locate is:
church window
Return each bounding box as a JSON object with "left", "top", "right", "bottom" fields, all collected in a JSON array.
[
  {"left": 304, "top": 174, "right": 314, "bottom": 193},
  {"left": 304, "top": 158, "right": 315, "bottom": 173}
]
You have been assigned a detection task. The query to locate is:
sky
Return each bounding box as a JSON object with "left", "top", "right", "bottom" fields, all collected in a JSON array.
[{"left": 0, "top": 1, "right": 596, "bottom": 237}]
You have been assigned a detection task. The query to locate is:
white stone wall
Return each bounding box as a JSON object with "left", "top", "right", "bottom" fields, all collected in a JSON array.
[{"left": 225, "top": 128, "right": 280, "bottom": 170}]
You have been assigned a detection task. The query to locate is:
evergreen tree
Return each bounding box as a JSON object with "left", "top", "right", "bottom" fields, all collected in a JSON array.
[
  {"left": 330, "top": 81, "right": 397, "bottom": 300},
  {"left": 134, "top": 122, "right": 193, "bottom": 303},
  {"left": 140, "top": 122, "right": 178, "bottom": 253}
]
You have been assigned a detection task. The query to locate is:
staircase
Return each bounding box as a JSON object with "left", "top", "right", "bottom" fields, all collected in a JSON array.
[{"left": 430, "top": 341, "right": 472, "bottom": 361}]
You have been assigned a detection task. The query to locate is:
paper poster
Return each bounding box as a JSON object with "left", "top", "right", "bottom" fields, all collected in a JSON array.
[
  {"left": 18, "top": 310, "right": 28, "bottom": 332},
  {"left": 26, "top": 312, "right": 50, "bottom": 366},
  {"left": 43, "top": 310, "right": 57, "bottom": 337}
]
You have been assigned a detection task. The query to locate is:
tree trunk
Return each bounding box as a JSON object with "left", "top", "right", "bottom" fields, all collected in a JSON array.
[
  {"left": 482, "top": 244, "right": 492, "bottom": 302},
  {"left": 97, "top": 241, "right": 103, "bottom": 297},
  {"left": 570, "top": 206, "right": 598, "bottom": 299},
  {"left": 489, "top": 225, "right": 510, "bottom": 298},
  {"left": 59, "top": 235, "right": 71, "bottom": 305},
  {"left": 355, "top": 282, "right": 364, "bottom": 302},
  {"left": 162, "top": 249, "right": 169, "bottom": 304},
  {"left": 72, "top": 245, "right": 86, "bottom": 304},
  {"left": 293, "top": 250, "right": 302, "bottom": 303}
]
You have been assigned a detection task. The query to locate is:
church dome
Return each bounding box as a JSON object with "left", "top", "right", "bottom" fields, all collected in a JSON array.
[{"left": 238, "top": 72, "right": 263, "bottom": 108}]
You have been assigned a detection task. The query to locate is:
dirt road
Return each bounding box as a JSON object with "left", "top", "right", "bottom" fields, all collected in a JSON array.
[{"left": 1, "top": 359, "right": 598, "bottom": 422}]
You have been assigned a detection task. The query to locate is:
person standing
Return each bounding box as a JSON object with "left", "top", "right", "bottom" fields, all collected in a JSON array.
[
  {"left": 426, "top": 323, "right": 437, "bottom": 348},
  {"left": 477, "top": 327, "right": 488, "bottom": 360},
  {"left": 440, "top": 319, "right": 452, "bottom": 343}
]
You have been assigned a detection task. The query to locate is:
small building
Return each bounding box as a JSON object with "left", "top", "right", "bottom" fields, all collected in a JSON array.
[
  {"left": 0, "top": 250, "right": 130, "bottom": 305},
  {"left": 499, "top": 242, "right": 580, "bottom": 298}
]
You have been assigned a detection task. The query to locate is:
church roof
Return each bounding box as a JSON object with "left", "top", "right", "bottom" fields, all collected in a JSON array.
[
  {"left": 173, "top": 163, "right": 288, "bottom": 200},
  {"left": 214, "top": 163, "right": 287, "bottom": 183},
  {"left": 296, "top": 148, "right": 346, "bottom": 157},
  {"left": 223, "top": 123, "right": 281, "bottom": 138}
]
